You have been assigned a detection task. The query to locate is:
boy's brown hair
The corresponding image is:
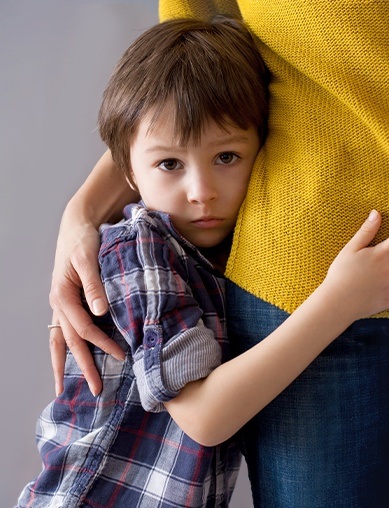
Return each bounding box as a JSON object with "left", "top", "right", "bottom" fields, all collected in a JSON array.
[{"left": 98, "top": 16, "right": 269, "bottom": 179}]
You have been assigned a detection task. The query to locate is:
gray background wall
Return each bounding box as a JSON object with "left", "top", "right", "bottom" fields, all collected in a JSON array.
[{"left": 0, "top": 1, "right": 253, "bottom": 506}]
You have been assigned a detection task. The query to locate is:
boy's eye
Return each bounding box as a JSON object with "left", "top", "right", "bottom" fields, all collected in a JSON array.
[
  {"left": 216, "top": 152, "right": 238, "bottom": 165},
  {"left": 158, "top": 159, "right": 181, "bottom": 171}
]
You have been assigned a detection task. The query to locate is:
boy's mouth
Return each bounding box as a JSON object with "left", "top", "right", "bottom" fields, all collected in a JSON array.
[{"left": 191, "top": 217, "right": 225, "bottom": 228}]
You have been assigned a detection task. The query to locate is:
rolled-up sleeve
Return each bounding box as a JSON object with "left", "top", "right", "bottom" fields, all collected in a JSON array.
[{"left": 99, "top": 214, "right": 222, "bottom": 412}]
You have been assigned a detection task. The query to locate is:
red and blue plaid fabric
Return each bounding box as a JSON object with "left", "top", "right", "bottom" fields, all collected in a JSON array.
[{"left": 17, "top": 204, "right": 240, "bottom": 508}]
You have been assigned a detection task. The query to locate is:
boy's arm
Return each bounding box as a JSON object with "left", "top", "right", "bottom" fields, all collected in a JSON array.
[
  {"left": 165, "top": 210, "right": 389, "bottom": 446},
  {"left": 49, "top": 150, "right": 137, "bottom": 396}
]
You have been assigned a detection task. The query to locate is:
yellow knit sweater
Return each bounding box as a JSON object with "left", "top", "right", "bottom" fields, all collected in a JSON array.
[{"left": 160, "top": 0, "right": 389, "bottom": 316}]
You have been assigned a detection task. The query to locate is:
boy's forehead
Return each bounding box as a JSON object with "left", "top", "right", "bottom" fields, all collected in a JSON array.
[
  {"left": 129, "top": 115, "right": 259, "bottom": 158},
  {"left": 135, "top": 106, "right": 248, "bottom": 147}
]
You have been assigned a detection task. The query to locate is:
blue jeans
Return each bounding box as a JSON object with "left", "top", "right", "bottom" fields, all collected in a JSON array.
[{"left": 227, "top": 281, "right": 389, "bottom": 508}]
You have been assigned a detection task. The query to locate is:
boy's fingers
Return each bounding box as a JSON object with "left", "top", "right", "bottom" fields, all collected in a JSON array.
[{"left": 346, "top": 210, "right": 381, "bottom": 251}]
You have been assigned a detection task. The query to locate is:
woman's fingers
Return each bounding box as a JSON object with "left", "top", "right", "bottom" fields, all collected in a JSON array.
[
  {"left": 50, "top": 288, "right": 125, "bottom": 394},
  {"left": 58, "top": 309, "right": 105, "bottom": 397},
  {"left": 48, "top": 313, "right": 66, "bottom": 397},
  {"left": 49, "top": 309, "right": 104, "bottom": 397},
  {"left": 49, "top": 260, "right": 125, "bottom": 396},
  {"left": 69, "top": 247, "right": 109, "bottom": 317}
]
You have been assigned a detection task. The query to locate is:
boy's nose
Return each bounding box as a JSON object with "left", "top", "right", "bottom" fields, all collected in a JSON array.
[{"left": 187, "top": 171, "right": 218, "bottom": 204}]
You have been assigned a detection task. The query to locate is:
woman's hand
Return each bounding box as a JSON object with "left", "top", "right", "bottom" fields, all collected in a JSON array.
[
  {"left": 49, "top": 211, "right": 126, "bottom": 397},
  {"left": 48, "top": 150, "right": 136, "bottom": 396}
]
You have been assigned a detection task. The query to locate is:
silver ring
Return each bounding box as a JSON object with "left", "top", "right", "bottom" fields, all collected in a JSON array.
[{"left": 48, "top": 324, "right": 61, "bottom": 330}]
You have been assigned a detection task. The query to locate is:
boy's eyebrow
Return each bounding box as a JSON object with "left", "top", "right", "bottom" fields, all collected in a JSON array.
[
  {"left": 145, "top": 145, "right": 187, "bottom": 153},
  {"left": 144, "top": 135, "right": 252, "bottom": 153},
  {"left": 212, "top": 134, "right": 252, "bottom": 145}
]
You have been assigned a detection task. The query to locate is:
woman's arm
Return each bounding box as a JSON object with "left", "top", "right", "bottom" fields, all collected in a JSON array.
[
  {"left": 165, "top": 210, "right": 389, "bottom": 446},
  {"left": 49, "top": 150, "right": 139, "bottom": 396}
]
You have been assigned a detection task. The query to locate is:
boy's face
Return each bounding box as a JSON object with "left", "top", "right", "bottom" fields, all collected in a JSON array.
[{"left": 129, "top": 108, "right": 260, "bottom": 248}]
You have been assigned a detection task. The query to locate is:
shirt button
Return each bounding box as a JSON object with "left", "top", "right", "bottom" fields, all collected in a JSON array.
[{"left": 144, "top": 329, "right": 158, "bottom": 347}]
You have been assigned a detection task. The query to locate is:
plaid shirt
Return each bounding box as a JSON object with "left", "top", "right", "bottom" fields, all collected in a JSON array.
[{"left": 17, "top": 204, "right": 240, "bottom": 508}]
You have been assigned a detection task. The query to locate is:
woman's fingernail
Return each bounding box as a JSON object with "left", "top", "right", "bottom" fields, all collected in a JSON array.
[
  {"left": 92, "top": 298, "right": 107, "bottom": 316},
  {"left": 113, "top": 352, "right": 126, "bottom": 362},
  {"left": 89, "top": 384, "right": 100, "bottom": 397},
  {"left": 368, "top": 209, "right": 379, "bottom": 222}
]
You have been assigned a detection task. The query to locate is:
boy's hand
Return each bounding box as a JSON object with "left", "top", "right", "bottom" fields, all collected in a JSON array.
[
  {"left": 49, "top": 218, "right": 125, "bottom": 397},
  {"left": 324, "top": 210, "right": 389, "bottom": 321}
]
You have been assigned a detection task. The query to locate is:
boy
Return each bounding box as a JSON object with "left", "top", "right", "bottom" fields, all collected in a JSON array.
[
  {"left": 18, "top": 16, "right": 268, "bottom": 508},
  {"left": 18, "top": 16, "right": 389, "bottom": 508}
]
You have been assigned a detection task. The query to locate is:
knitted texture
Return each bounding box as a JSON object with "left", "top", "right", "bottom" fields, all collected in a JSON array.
[{"left": 160, "top": 0, "right": 389, "bottom": 316}]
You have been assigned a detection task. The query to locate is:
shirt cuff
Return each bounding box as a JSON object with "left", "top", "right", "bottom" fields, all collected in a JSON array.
[{"left": 133, "top": 323, "right": 222, "bottom": 412}]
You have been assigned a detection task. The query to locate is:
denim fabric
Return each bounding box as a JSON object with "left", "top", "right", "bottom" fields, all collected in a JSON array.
[{"left": 227, "top": 281, "right": 389, "bottom": 508}]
